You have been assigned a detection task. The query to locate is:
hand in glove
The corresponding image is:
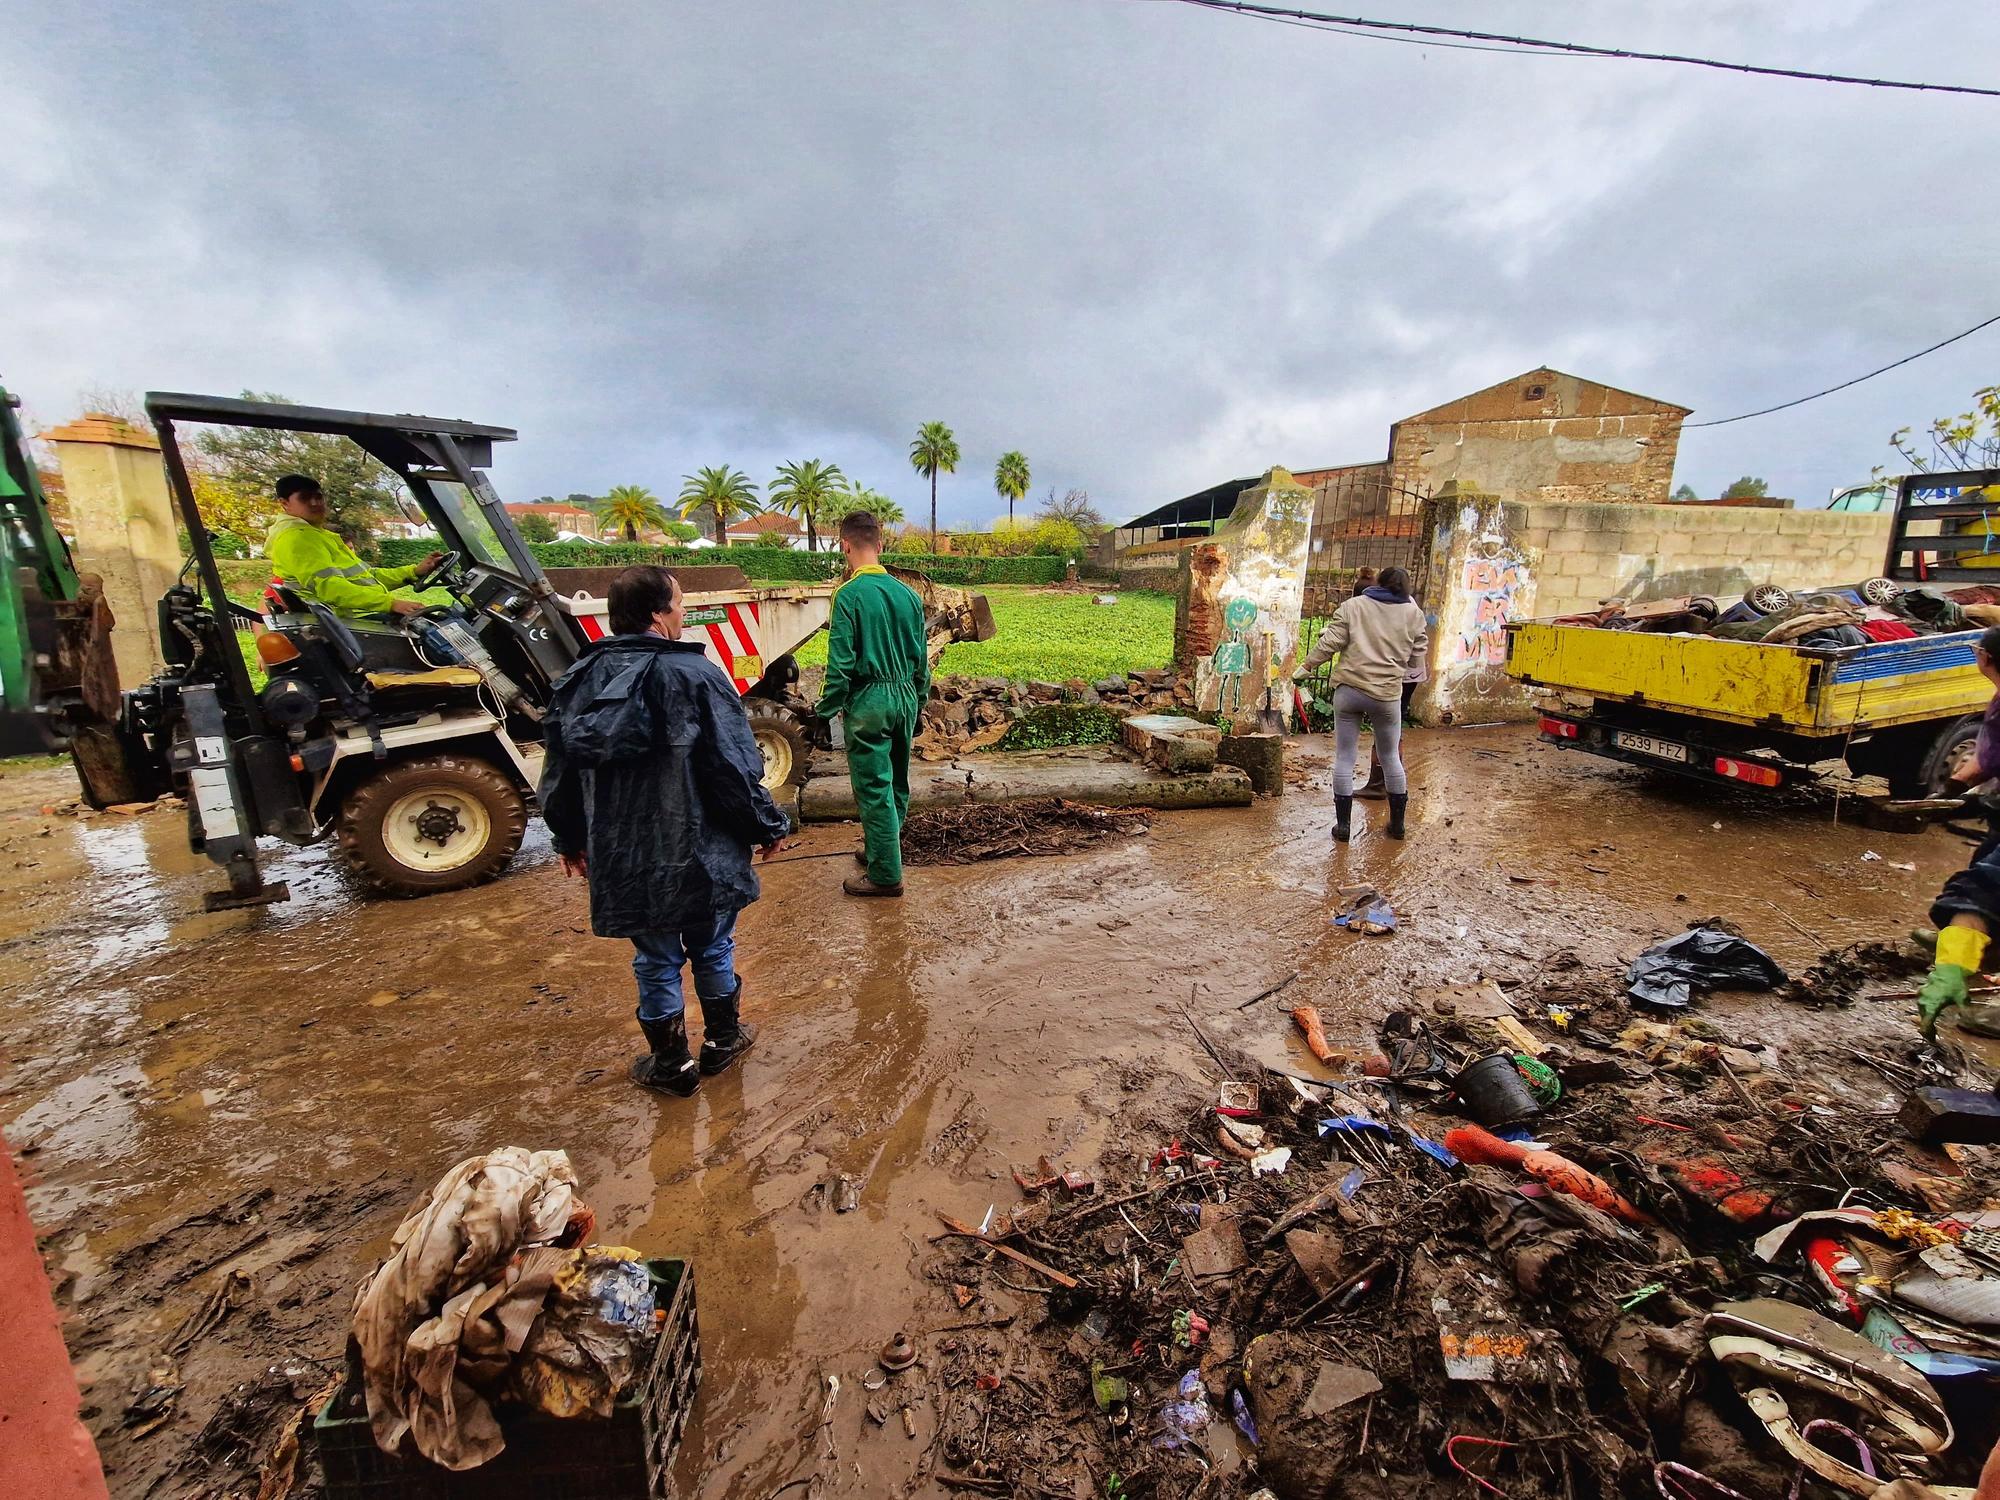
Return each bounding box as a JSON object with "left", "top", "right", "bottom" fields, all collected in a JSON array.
[
  {"left": 1918, "top": 962, "right": 1972, "bottom": 1036},
  {"left": 1919, "top": 923, "right": 1990, "bottom": 1036}
]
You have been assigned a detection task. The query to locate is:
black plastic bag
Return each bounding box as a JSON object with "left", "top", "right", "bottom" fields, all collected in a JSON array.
[{"left": 1626, "top": 926, "right": 1787, "bottom": 1011}]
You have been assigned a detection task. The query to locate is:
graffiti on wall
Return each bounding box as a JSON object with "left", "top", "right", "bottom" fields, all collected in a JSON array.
[{"left": 1449, "top": 550, "right": 1531, "bottom": 672}]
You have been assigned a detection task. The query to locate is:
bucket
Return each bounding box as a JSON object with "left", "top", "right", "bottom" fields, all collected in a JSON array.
[{"left": 1456, "top": 1052, "right": 1543, "bottom": 1127}]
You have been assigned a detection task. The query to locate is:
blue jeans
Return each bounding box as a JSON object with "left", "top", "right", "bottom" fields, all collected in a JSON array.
[{"left": 631, "top": 913, "right": 738, "bottom": 1023}]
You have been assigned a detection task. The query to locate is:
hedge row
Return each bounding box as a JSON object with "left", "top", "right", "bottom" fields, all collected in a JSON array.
[{"left": 373, "top": 537, "right": 1068, "bottom": 585}]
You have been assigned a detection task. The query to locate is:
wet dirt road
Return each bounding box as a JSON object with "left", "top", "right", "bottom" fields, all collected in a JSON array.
[{"left": 0, "top": 726, "right": 1972, "bottom": 1497}]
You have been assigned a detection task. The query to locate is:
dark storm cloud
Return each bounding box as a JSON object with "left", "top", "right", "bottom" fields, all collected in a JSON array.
[{"left": 4, "top": 1, "right": 1995, "bottom": 522}]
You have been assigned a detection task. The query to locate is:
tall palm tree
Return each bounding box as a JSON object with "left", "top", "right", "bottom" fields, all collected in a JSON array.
[
  {"left": 908, "top": 420, "right": 961, "bottom": 552},
  {"left": 767, "top": 459, "right": 846, "bottom": 553},
  {"left": 596, "top": 484, "right": 669, "bottom": 543},
  {"left": 821, "top": 483, "right": 906, "bottom": 532},
  {"left": 994, "top": 450, "right": 1030, "bottom": 530},
  {"left": 676, "top": 466, "right": 759, "bottom": 544}
]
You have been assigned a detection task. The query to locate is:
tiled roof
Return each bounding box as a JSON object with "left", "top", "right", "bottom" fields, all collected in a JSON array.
[{"left": 40, "top": 413, "right": 159, "bottom": 450}]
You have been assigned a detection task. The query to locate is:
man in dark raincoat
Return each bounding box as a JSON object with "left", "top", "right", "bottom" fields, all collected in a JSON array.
[
  {"left": 540, "top": 565, "right": 791, "bottom": 1096},
  {"left": 817, "top": 510, "right": 929, "bottom": 897},
  {"left": 1920, "top": 626, "right": 2000, "bottom": 1040}
]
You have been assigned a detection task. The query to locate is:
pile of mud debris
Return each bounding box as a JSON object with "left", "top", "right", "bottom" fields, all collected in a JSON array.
[
  {"left": 892, "top": 951, "right": 2000, "bottom": 1500},
  {"left": 903, "top": 799, "right": 1151, "bottom": 867}
]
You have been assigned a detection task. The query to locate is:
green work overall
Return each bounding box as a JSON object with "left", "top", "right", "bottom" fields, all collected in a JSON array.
[{"left": 817, "top": 566, "right": 929, "bottom": 885}]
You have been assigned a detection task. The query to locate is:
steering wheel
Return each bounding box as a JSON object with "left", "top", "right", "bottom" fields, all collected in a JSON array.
[{"left": 413, "top": 549, "right": 462, "bottom": 588}]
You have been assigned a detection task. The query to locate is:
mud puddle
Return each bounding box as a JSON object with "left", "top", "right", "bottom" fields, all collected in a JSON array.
[{"left": 0, "top": 728, "right": 1980, "bottom": 1497}]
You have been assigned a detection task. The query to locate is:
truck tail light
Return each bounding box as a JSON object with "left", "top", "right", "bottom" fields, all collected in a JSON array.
[
  {"left": 1540, "top": 717, "right": 1579, "bottom": 740},
  {"left": 1715, "top": 757, "right": 1782, "bottom": 787}
]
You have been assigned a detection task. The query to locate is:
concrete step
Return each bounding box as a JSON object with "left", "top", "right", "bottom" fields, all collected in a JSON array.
[{"left": 799, "top": 746, "right": 1254, "bottom": 822}]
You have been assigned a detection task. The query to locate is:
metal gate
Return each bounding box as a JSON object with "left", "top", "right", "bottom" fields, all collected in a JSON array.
[{"left": 1296, "top": 469, "right": 1433, "bottom": 720}]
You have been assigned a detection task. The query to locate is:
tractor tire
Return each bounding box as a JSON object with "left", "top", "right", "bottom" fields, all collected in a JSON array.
[
  {"left": 337, "top": 753, "right": 527, "bottom": 897},
  {"left": 744, "top": 698, "right": 811, "bottom": 790}
]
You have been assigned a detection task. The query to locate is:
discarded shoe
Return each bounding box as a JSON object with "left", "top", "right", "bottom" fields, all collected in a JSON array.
[
  {"left": 879, "top": 1332, "right": 918, "bottom": 1372},
  {"left": 844, "top": 873, "right": 904, "bottom": 897}
]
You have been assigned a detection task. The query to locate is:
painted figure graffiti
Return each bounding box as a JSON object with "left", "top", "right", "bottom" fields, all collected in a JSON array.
[
  {"left": 1454, "top": 552, "right": 1530, "bottom": 669},
  {"left": 1211, "top": 595, "right": 1258, "bottom": 713}
]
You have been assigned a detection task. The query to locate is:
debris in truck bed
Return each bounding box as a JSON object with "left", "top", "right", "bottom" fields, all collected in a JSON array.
[{"left": 901, "top": 797, "right": 1150, "bottom": 865}]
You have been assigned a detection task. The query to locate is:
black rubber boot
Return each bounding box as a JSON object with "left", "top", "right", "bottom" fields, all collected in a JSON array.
[
  {"left": 631, "top": 1015, "right": 699, "bottom": 1097},
  {"left": 1386, "top": 793, "right": 1408, "bottom": 840},
  {"left": 697, "top": 978, "right": 757, "bottom": 1076},
  {"left": 1332, "top": 795, "right": 1353, "bottom": 843}
]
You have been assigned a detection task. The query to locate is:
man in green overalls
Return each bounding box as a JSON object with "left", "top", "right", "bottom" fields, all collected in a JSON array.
[{"left": 817, "top": 510, "right": 929, "bottom": 897}]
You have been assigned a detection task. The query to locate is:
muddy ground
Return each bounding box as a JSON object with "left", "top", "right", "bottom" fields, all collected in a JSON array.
[{"left": 0, "top": 726, "right": 1986, "bottom": 1498}]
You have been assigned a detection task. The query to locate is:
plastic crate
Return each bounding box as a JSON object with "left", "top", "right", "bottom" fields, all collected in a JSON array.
[{"left": 315, "top": 1258, "right": 701, "bottom": 1500}]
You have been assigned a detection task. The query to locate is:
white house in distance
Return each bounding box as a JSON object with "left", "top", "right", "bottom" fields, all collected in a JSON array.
[
  {"left": 503, "top": 501, "right": 603, "bottom": 540},
  {"left": 723, "top": 511, "right": 809, "bottom": 549}
]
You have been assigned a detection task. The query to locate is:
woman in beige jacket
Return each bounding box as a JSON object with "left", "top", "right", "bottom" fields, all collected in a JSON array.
[{"left": 1294, "top": 566, "right": 1429, "bottom": 841}]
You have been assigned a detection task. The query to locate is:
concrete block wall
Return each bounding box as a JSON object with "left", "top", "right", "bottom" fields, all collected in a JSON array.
[{"left": 1419, "top": 492, "right": 1895, "bottom": 724}]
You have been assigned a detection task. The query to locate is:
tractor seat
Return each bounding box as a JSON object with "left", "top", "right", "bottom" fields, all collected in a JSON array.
[{"left": 364, "top": 667, "right": 484, "bottom": 690}]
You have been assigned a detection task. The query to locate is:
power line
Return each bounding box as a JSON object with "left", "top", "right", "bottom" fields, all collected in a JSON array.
[
  {"left": 1149, "top": 0, "right": 2000, "bottom": 98},
  {"left": 1686, "top": 314, "right": 2000, "bottom": 430}
]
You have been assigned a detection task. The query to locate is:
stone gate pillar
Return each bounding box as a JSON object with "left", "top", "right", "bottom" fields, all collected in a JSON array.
[
  {"left": 44, "top": 415, "right": 178, "bottom": 689},
  {"left": 1174, "top": 467, "right": 1314, "bottom": 723}
]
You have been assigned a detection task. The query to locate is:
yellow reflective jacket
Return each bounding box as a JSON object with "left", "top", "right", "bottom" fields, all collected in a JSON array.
[{"left": 267, "top": 516, "right": 432, "bottom": 618}]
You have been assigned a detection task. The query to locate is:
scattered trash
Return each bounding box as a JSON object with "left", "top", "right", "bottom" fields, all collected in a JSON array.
[
  {"left": 1334, "top": 885, "right": 1397, "bottom": 935},
  {"left": 901, "top": 798, "right": 1150, "bottom": 866},
  {"left": 1217, "top": 1081, "right": 1262, "bottom": 1118},
  {"left": 1291, "top": 1004, "right": 1340, "bottom": 1064},
  {"left": 1626, "top": 925, "right": 1787, "bottom": 1011},
  {"left": 1151, "top": 1370, "right": 1209, "bottom": 1450},
  {"left": 834, "top": 1173, "right": 862, "bottom": 1213},
  {"left": 878, "top": 1332, "right": 917, "bottom": 1372},
  {"left": 1455, "top": 1051, "right": 1545, "bottom": 1127},
  {"left": 1300, "top": 1360, "right": 1380, "bottom": 1418},
  {"left": 1249, "top": 1146, "right": 1292, "bottom": 1176}
]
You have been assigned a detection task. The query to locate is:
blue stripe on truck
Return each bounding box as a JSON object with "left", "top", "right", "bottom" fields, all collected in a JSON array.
[{"left": 1828, "top": 632, "right": 1980, "bottom": 682}]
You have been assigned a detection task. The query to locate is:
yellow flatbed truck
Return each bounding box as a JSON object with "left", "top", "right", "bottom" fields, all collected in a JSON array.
[{"left": 1504, "top": 467, "right": 2000, "bottom": 798}]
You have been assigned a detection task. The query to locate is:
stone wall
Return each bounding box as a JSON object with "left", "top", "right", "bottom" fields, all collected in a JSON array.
[
  {"left": 1174, "top": 469, "right": 1315, "bottom": 724},
  {"left": 1387, "top": 369, "right": 1686, "bottom": 508},
  {"left": 1417, "top": 488, "right": 1896, "bottom": 723}
]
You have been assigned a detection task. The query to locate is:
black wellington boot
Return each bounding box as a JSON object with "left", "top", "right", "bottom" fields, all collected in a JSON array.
[
  {"left": 1386, "top": 793, "right": 1408, "bottom": 840},
  {"left": 697, "top": 979, "right": 758, "bottom": 1076},
  {"left": 631, "top": 1015, "right": 699, "bottom": 1097},
  {"left": 1332, "top": 794, "right": 1353, "bottom": 843}
]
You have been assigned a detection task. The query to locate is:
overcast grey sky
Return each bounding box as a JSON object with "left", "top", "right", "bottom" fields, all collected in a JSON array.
[{"left": 5, "top": 1, "right": 1995, "bottom": 525}]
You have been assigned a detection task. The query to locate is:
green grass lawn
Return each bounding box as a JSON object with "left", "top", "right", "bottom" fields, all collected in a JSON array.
[{"left": 789, "top": 584, "right": 1176, "bottom": 683}]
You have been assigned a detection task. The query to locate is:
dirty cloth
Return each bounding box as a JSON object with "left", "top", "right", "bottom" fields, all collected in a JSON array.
[
  {"left": 1858, "top": 619, "right": 1920, "bottom": 643},
  {"left": 352, "top": 1149, "right": 581, "bottom": 1470},
  {"left": 539, "top": 634, "right": 789, "bottom": 938},
  {"left": 1626, "top": 926, "right": 1787, "bottom": 1011},
  {"left": 816, "top": 566, "right": 929, "bottom": 886},
  {"left": 1301, "top": 592, "right": 1428, "bottom": 702},
  {"left": 1332, "top": 685, "right": 1406, "bottom": 797}
]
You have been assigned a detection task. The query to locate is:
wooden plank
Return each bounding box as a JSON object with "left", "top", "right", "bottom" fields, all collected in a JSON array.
[{"left": 934, "top": 1214, "right": 1080, "bottom": 1289}]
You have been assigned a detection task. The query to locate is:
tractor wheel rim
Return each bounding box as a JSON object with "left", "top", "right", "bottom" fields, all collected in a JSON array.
[
  {"left": 753, "top": 725, "right": 792, "bottom": 789},
  {"left": 382, "top": 788, "right": 491, "bottom": 872}
]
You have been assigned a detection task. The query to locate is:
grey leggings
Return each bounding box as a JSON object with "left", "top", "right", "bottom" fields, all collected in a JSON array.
[{"left": 1332, "top": 684, "right": 1406, "bottom": 796}]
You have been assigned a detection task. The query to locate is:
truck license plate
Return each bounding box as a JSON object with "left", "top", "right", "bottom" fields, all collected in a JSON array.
[{"left": 1613, "top": 731, "right": 1689, "bottom": 764}]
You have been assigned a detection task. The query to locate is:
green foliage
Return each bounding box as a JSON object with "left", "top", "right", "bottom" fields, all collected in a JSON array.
[
  {"left": 516, "top": 511, "right": 558, "bottom": 543},
  {"left": 1892, "top": 385, "right": 2000, "bottom": 472},
  {"left": 678, "top": 465, "right": 759, "bottom": 542},
  {"left": 946, "top": 518, "right": 1084, "bottom": 557},
  {"left": 996, "top": 703, "right": 1122, "bottom": 751},
  {"left": 192, "top": 390, "right": 403, "bottom": 541},
  {"left": 821, "top": 483, "right": 905, "bottom": 529},
  {"left": 908, "top": 419, "right": 961, "bottom": 549},
  {"left": 994, "top": 449, "right": 1031, "bottom": 527},
  {"left": 1720, "top": 476, "right": 1769, "bottom": 499},
  {"left": 794, "top": 583, "right": 1174, "bottom": 680},
  {"left": 768, "top": 458, "right": 846, "bottom": 552},
  {"left": 1037, "top": 485, "right": 1105, "bottom": 536},
  {"left": 595, "top": 484, "right": 670, "bottom": 542},
  {"left": 374, "top": 537, "right": 1083, "bottom": 587},
  {"left": 1672, "top": 483, "right": 1698, "bottom": 501}
]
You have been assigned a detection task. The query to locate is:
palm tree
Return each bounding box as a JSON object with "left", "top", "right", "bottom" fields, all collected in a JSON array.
[
  {"left": 820, "top": 483, "right": 906, "bottom": 532},
  {"left": 767, "top": 459, "right": 846, "bottom": 553},
  {"left": 596, "top": 484, "right": 670, "bottom": 543},
  {"left": 908, "top": 420, "right": 961, "bottom": 552},
  {"left": 677, "top": 466, "right": 759, "bottom": 544},
  {"left": 994, "top": 450, "right": 1030, "bottom": 530}
]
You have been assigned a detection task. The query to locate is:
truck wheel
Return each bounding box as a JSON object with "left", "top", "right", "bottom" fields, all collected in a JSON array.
[
  {"left": 337, "top": 754, "right": 527, "bottom": 896},
  {"left": 1885, "top": 715, "right": 1980, "bottom": 798},
  {"left": 744, "top": 698, "right": 810, "bottom": 790}
]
